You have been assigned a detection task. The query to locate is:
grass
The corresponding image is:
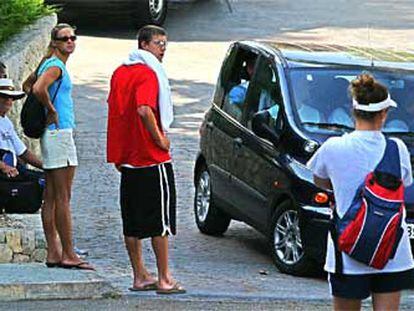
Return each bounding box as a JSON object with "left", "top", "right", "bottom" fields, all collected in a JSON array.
[{"left": 0, "top": 0, "right": 56, "bottom": 48}]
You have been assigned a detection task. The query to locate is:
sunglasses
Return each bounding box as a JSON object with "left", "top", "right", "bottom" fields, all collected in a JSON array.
[
  {"left": 55, "top": 35, "right": 77, "bottom": 42},
  {"left": 151, "top": 40, "right": 167, "bottom": 48}
]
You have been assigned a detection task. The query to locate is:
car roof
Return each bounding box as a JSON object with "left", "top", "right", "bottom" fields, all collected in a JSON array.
[{"left": 239, "top": 41, "right": 414, "bottom": 71}]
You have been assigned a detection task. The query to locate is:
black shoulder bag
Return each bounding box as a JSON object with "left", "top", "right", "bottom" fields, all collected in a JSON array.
[{"left": 20, "top": 61, "right": 62, "bottom": 139}]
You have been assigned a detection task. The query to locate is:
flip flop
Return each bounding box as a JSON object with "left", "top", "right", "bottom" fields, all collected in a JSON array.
[
  {"left": 128, "top": 282, "right": 158, "bottom": 292},
  {"left": 60, "top": 261, "right": 95, "bottom": 271},
  {"left": 156, "top": 282, "right": 186, "bottom": 295},
  {"left": 45, "top": 262, "right": 61, "bottom": 268}
]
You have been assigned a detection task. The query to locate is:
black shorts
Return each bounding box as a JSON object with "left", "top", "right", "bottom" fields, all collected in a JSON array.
[
  {"left": 120, "top": 162, "right": 176, "bottom": 239},
  {"left": 329, "top": 269, "right": 414, "bottom": 300}
]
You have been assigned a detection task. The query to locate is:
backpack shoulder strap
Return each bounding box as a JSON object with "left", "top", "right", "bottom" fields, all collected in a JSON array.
[{"left": 375, "top": 138, "right": 401, "bottom": 178}]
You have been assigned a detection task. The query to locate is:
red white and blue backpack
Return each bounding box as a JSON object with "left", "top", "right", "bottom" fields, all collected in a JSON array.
[{"left": 331, "top": 138, "right": 405, "bottom": 272}]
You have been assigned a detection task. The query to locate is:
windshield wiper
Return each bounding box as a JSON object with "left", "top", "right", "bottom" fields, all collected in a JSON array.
[{"left": 301, "top": 122, "right": 354, "bottom": 131}]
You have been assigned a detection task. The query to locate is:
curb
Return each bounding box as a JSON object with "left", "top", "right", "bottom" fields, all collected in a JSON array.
[{"left": 0, "top": 264, "right": 119, "bottom": 301}]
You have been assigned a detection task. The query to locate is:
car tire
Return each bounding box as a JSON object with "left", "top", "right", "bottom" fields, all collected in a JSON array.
[
  {"left": 270, "top": 200, "right": 320, "bottom": 276},
  {"left": 135, "top": 0, "right": 168, "bottom": 26},
  {"left": 194, "top": 165, "right": 231, "bottom": 235}
]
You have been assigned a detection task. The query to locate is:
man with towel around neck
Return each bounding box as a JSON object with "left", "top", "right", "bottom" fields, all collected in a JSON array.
[{"left": 107, "top": 25, "right": 185, "bottom": 294}]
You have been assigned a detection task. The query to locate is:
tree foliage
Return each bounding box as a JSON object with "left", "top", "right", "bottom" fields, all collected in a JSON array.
[{"left": 0, "top": 0, "right": 56, "bottom": 48}]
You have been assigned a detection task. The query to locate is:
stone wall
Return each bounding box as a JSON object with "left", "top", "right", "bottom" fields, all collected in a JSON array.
[
  {"left": 0, "top": 215, "right": 46, "bottom": 263},
  {"left": 0, "top": 15, "right": 57, "bottom": 263},
  {"left": 0, "top": 14, "right": 57, "bottom": 156}
]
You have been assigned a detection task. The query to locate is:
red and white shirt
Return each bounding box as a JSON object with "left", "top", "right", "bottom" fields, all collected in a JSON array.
[{"left": 107, "top": 64, "right": 171, "bottom": 167}]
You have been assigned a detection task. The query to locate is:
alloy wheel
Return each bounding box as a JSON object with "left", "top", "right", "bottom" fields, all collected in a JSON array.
[
  {"left": 149, "top": 0, "right": 165, "bottom": 20},
  {"left": 195, "top": 171, "right": 210, "bottom": 223},
  {"left": 273, "top": 210, "right": 304, "bottom": 265}
]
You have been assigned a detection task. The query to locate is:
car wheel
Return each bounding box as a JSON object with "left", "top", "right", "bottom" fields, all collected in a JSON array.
[
  {"left": 194, "top": 165, "right": 231, "bottom": 235},
  {"left": 135, "top": 0, "right": 167, "bottom": 26},
  {"left": 270, "top": 201, "right": 319, "bottom": 276}
]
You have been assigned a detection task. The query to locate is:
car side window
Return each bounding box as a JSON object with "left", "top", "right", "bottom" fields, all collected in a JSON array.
[
  {"left": 243, "top": 59, "right": 283, "bottom": 131},
  {"left": 220, "top": 50, "right": 259, "bottom": 122}
]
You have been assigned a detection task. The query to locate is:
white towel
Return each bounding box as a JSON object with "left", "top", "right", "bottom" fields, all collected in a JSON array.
[{"left": 124, "top": 49, "right": 173, "bottom": 131}]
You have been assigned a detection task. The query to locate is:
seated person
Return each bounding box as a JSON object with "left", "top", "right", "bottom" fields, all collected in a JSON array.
[
  {"left": 228, "top": 57, "right": 255, "bottom": 106},
  {"left": 297, "top": 101, "right": 323, "bottom": 123},
  {"left": 328, "top": 107, "right": 353, "bottom": 127},
  {"left": 384, "top": 119, "right": 410, "bottom": 132},
  {"left": 0, "top": 78, "right": 42, "bottom": 178}
]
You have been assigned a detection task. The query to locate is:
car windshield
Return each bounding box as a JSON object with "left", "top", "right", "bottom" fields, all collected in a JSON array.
[{"left": 289, "top": 68, "right": 414, "bottom": 134}]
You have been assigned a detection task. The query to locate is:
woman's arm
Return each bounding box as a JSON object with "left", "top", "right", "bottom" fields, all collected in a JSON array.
[{"left": 32, "top": 66, "right": 61, "bottom": 126}]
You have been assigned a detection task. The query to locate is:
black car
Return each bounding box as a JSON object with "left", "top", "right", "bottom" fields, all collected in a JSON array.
[
  {"left": 46, "top": 0, "right": 195, "bottom": 26},
  {"left": 194, "top": 41, "right": 414, "bottom": 276}
]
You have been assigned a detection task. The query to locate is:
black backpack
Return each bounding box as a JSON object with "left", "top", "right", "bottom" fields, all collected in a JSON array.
[{"left": 20, "top": 61, "right": 62, "bottom": 139}]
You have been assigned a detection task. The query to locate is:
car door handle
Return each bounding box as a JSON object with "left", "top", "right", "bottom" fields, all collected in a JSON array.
[
  {"left": 233, "top": 137, "right": 243, "bottom": 148},
  {"left": 206, "top": 121, "right": 214, "bottom": 129}
]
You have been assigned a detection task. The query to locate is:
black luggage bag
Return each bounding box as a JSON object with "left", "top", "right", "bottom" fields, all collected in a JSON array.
[{"left": 0, "top": 169, "right": 44, "bottom": 214}]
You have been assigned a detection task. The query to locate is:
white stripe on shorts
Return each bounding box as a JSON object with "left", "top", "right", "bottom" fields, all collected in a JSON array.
[{"left": 158, "top": 164, "right": 172, "bottom": 236}]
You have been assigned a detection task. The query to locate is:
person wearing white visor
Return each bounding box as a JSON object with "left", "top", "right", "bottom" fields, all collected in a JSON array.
[
  {"left": 352, "top": 94, "right": 398, "bottom": 112},
  {"left": 307, "top": 73, "right": 414, "bottom": 310},
  {"left": 0, "top": 78, "right": 42, "bottom": 178}
]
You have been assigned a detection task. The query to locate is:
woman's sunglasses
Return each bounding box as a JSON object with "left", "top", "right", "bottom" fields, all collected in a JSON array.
[{"left": 55, "top": 35, "right": 77, "bottom": 42}]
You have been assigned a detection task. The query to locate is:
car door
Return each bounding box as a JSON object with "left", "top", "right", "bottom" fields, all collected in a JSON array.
[
  {"left": 229, "top": 56, "right": 285, "bottom": 228},
  {"left": 206, "top": 46, "right": 259, "bottom": 216}
]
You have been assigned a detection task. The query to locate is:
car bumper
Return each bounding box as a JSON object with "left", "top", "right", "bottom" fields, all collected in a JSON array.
[{"left": 299, "top": 205, "right": 330, "bottom": 264}]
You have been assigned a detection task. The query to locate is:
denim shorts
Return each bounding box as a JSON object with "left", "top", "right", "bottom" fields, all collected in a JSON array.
[
  {"left": 40, "top": 129, "right": 78, "bottom": 170},
  {"left": 329, "top": 269, "right": 414, "bottom": 299}
]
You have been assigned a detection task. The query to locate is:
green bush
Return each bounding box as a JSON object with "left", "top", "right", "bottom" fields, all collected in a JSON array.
[{"left": 0, "top": 0, "right": 56, "bottom": 48}]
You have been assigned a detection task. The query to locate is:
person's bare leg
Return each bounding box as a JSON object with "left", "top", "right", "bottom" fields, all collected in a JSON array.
[
  {"left": 152, "top": 236, "right": 174, "bottom": 289},
  {"left": 41, "top": 172, "right": 61, "bottom": 263},
  {"left": 333, "top": 297, "right": 362, "bottom": 311},
  {"left": 52, "top": 166, "right": 91, "bottom": 268},
  {"left": 124, "top": 236, "right": 156, "bottom": 288},
  {"left": 372, "top": 291, "right": 401, "bottom": 311}
]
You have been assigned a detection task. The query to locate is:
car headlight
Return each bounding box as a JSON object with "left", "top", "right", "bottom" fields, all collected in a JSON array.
[{"left": 303, "top": 140, "right": 319, "bottom": 153}]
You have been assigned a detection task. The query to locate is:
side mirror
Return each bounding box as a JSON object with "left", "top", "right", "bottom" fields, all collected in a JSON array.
[{"left": 251, "top": 110, "right": 280, "bottom": 145}]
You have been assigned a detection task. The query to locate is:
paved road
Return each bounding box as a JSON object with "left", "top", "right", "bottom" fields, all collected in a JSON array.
[{"left": 63, "top": 0, "right": 414, "bottom": 306}]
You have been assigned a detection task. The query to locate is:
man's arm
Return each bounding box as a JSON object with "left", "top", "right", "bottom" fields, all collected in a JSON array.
[
  {"left": 19, "top": 150, "right": 42, "bottom": 169},
  {"left": 137, "top": 105, "right": 170, "bottom": 151},
  {"left": 0, "top": 161, "right": 19, "bottom": 178}
]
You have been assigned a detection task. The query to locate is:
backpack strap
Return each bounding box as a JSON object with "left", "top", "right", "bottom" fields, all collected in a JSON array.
[
  {"left": 330, "top": 209, "right": 343, "bottom": 274},
  {"left": 375, "top": 138, "right": 401, "bottom": 179}
]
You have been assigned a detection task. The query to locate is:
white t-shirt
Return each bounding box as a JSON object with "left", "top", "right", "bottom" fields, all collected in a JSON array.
[
  {"left": 0, "top": 116, "right": 26, "bottom": 157},
  {"left": 307, "top": 130, "right": 414, "bottom": 274}
]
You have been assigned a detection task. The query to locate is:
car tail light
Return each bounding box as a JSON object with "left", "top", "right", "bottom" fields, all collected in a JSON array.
[{"left": 314, "top": 192, "right": 329, "bottom": 204}]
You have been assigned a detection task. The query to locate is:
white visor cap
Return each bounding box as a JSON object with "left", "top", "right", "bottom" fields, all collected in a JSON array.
[{"left": 352, "top": 94, "right": 397, "bottom": 112}]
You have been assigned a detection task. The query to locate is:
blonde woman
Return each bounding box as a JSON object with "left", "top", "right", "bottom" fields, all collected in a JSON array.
[{"left": 24, "top": 24, "right": 93, "bottom": 270}]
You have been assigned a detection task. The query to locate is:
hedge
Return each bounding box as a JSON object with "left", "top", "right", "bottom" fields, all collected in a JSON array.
[{"left": 0, "top": 0, "right": 56, "bottom": 48}]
